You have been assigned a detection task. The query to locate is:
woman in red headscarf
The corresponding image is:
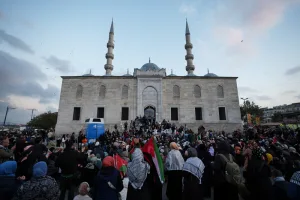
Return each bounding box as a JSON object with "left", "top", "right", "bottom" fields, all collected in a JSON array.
[{"left": 93, "top": 156, "right": 123, "bottom": 200}]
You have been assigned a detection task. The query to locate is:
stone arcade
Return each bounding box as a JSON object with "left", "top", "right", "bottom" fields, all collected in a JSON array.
[{"left": 55, "top": 20, "right": 242, "bottom": 134}]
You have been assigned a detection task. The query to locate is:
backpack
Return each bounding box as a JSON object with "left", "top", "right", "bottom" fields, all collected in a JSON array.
[{"left": 219, "top": 154, "right": 243, "bottom": 186}]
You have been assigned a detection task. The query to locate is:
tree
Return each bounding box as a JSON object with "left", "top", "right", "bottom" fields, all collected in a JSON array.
[
  {"left": 27, "top": 111, "right": 58, "bottom": 130},
  {"left": 272, "top": 112, "right": 283, "bottom": 122},
  {"left": 240, "top": 100, "right": 263, "bottom": 120}
]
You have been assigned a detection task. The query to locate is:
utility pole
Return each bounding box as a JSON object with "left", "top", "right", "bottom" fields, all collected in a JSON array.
[
  {"left": 27, "top": 109, "right": 37, "bottom": 120},
  {"left": 2, "top": 106, "right": 16, "bottom": 127}
]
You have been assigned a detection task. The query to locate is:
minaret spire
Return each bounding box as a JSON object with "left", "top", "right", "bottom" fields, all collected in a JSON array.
[
  {"left": 185, "top": 18, "right": 190, "bottom": 35},
  {"left": 149, "top": 57, "right": 151, "bottom": 63},
  {"left": 185, "top": 19, "right": 195, "bottom": 76},
  {"left": 104, "top": 19, "right": 115, "bottom": 76}
]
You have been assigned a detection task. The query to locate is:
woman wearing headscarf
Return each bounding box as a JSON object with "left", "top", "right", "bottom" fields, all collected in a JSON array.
[
  {"left": 182, "top": 148, "right": 205, "bottom": 200},
  {"left": 126, "top": 148, "right": 151, "bottom": 200},
  {"left": 81, "top": 156, "right": 101, "bottom": 187},
  {"left": 197, "top": 143, "right": 213, "bottom": 199},
  {"left": 213, "top": 141, "right": 239, "bottom": 200},
  {"left": 15, "top": 161, "right": 60, "bottom": 200},
  {"left": 0, "top": 161, "right": 19, "bottom": 200},
  {"left": 93, "top": 156, "right": 123, "bottom": 200},
  {"left": 165, "top": 142, "right": 184, "bottom": 200}
]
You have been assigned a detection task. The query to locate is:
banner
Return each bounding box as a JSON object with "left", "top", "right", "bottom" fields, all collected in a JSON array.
[
  {"left": 256, "top": 117, "right": 260, "bottom": 125},
  {"left": 247, "top": 113, "right": 252, "bottom": 124}
]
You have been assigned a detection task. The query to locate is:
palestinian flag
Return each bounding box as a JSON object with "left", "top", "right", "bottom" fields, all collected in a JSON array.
[
  {"left": 113, "top": 154, "right": 128, "bottom": 178},
  {"left": 142, "top": 137, "right": 165, "bottom": 183}
]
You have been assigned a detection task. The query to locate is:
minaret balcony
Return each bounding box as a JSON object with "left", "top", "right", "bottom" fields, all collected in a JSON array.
[
  {"left": 185, "top": 54, "right": 194, "bottom": 60},
  {"left": 105, "top": 53, "right": 114, "bottom": 59},
  {"left": 186, "top": 65, "right": 195, "bottom": 71},
  {"left": 104, "top": 64, "right": 114, "bottom": 70},
  {"left": 107, "top": 42, "right": 115, "bottom": 48},
  {"left": 185, "top": 43, "right": 193, "bottom": 49}
]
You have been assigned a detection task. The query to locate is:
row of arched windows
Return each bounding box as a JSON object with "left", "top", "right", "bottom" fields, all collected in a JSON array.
[
  {"left": 173, "top": 85, "right": 224, "bottom": 98},
  {"left": 76, "top": 84, "right": 224, "bottom": 99},
  {"left": 76, "top": 85, "right": 129, "bottom": 99}
]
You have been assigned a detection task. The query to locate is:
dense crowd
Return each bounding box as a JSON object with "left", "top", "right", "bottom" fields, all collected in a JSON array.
[{"left": 0, "top": 116, "right": 300, "bottom": 200}]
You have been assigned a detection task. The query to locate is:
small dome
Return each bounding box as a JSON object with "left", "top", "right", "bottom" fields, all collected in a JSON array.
[
  {"left": 186, "top": 73, "right": 197, "bottom": 76},
  {"left": 123, "top": 69, "right": 133, "bottom": 76},
  {"left": 168, "top": 69, "right": 177, "bottom": 76},
  {"left": 204, "top": 73, "right": 218, "bottom": 77},
  {"left": 82, "top": 74, "right": 94, "bottom": 76}
]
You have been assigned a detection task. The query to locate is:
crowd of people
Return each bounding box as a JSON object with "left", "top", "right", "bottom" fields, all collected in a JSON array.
[{"left": 0, "top": 116, "right": 300, "bottom": 200}]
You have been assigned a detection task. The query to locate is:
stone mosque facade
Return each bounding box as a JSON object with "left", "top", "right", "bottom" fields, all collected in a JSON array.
[{"left": 55, "top": 20, "right": 242, "bottom": 135}]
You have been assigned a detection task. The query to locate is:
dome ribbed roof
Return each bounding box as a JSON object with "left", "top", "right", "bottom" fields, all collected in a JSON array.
[{"left": 140, "top": 62, "right": 160, "bottom": 71}]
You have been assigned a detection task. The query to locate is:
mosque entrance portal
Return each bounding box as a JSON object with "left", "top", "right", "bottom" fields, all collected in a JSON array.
[{"left": 144, "top": 106, "right": 156, "bottom": 119}]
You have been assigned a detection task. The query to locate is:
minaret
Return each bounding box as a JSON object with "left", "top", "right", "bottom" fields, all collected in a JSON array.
[
  {"left": 104, "top": 19, "right": 114, "bottom": 76},
  {"left": 185, "top": 19, "right": 195, "bottom": 75}
]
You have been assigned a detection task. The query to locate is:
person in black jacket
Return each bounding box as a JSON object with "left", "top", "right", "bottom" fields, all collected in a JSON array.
[
  {"left": 213, "top": 140, "right": 239, "bottom": 200},
  {"left": 56, "top": 140, "right": 81, "bottom": 200},
  {"left": 271, "top": 168, "right": 290, "bottom": 200}
]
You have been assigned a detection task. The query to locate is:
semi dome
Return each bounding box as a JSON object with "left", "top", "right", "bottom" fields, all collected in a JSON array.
[{"left": 140, "top": 58, "right": 160, "bottom": 71}]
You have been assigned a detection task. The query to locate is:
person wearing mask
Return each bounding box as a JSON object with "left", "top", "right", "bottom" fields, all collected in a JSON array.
[
  {"left": 182, "top": 148, "right": 205, "bottom": 200},
  {"left": 126, "top": 148, "right": 151, "bottom": 200},
  {"left": 165, "top": 142, "right": 184, "bottom": 200},
  {"left": 0, "top": 136, "right": 14, "bottom": 164},
  {"left": 15, "top": 161, "right": 60, "bottom": 200},
  {"left": 0, "top": 161, "right": 20, "bottom": 200},
  {"left": 93, "top": 156, "right": 123, "bottom": 200},
  {"left": 56, "top": 141, "right": 80, "bottom": 200},
  {"left": 74, "top": 182, "right": 92, "bottom": 200}
]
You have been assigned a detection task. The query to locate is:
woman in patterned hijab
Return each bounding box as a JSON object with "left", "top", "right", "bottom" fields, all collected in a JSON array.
[{"left": 126, "top": 148, "right": 151, "bottom": 200}]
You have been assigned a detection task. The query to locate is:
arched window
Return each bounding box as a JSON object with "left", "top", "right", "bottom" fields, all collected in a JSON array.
[
  {"left": 194, "top": 85, "right": 201, "bottom": 98},
  {"left": 217, "top": 85, "right": 224, "bottom": 98},
  {"left": 76, "top": 85, "right": 83, "bottom": 98},
  {"left": 122, "top": 85, "right": 129, "bottom": 99},
  {"left": 99, "top": 85, "right": 106, "bottom": 98},
  {"left": 173, "top": 85, "right": 180, "bottom": 98}
]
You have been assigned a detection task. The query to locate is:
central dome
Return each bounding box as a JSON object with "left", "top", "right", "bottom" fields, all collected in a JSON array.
[{"left": 140, "top": 58, "right": 160, "bottom": 71}]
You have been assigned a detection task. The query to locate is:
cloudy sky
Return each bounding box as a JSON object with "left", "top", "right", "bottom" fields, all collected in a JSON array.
[{"left": 0, "top": 0, "right": 300, "bottom": 124}]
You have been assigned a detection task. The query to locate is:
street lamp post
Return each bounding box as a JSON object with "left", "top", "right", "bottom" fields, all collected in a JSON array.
[
  {"left": 241, "top": 97, "right": 249, "bottom": 104},
  {"left": 3, "top": 106, "right": 16, "bottom": 126}
]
